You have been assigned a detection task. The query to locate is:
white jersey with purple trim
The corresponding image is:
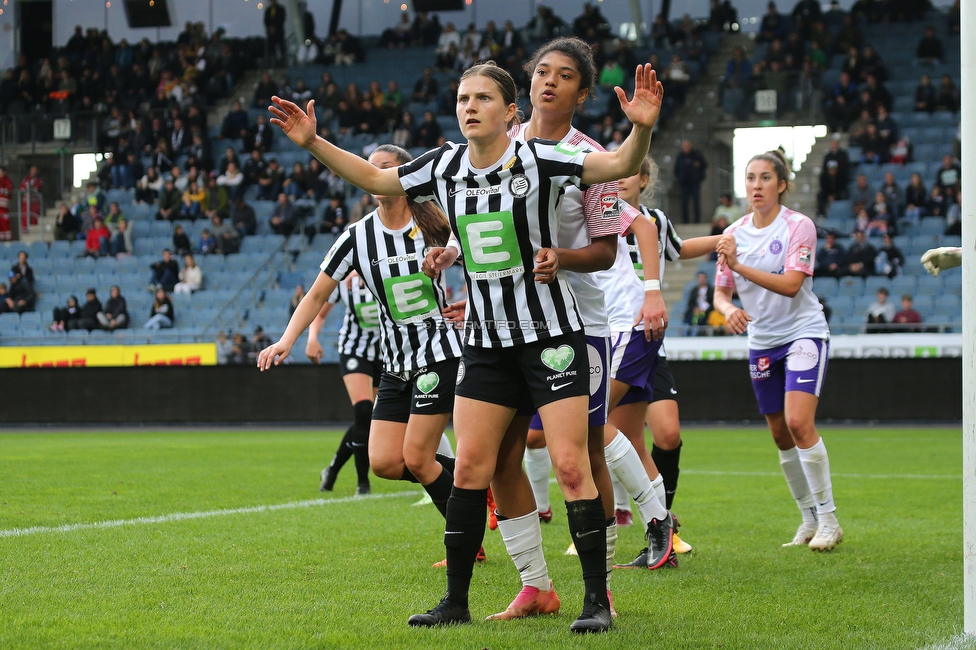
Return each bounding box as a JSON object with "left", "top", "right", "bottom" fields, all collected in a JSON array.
[
  {"left": 511, "top": 124, "right": 621, "bottom": 337},
  {"left": 398, "top": 138, "right": 591, "bottom": 348},
  {"left": 716, "top": 205, "right": 829, "bottom": 349}
]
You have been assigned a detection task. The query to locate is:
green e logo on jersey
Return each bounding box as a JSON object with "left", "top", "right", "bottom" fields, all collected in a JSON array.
[
  {"left": 383, "top": 273, "right": 439, "bottom": 325},
  {"left": 354, "top": 301, "right": 381, "bottom": 328},
  {"left": 554, "top": 141, "right": 584, "bottom": 156},
  {"left": 456, "top": 211, "right": 523, "bottom": 280}
]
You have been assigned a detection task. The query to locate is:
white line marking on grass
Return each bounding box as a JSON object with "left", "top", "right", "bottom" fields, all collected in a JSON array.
[
  {"left": 682, "top": 470, "right": 961, "bottom": 480},
  {"left": 922, "top": 634, "right": 976, "bottom": 650},
  {"left": 0, "top": 491, "right": 422, "bottom": 539}
]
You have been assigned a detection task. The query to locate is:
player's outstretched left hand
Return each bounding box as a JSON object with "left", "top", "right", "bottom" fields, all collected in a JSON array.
[
  {"left": 269, "top": 97, "right": 318, "bottom": 149},
  {"left": 920, "top": 246, "right": 962, "bottom": 277},
  {"left": 616, "top": 64, "right": 664, "bottom": 131}
]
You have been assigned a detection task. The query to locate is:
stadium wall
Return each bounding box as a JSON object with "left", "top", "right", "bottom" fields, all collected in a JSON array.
[{"left": 0, "top": 358, "right": 960, "bottom": 425}]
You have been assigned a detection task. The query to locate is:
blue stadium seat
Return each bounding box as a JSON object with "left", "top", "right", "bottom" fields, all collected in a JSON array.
[
  {"left": 919, "top": 217, "right": 946, "bottom": 235},
  {"left": 889, "top": 276, "right": 918, "bottom": 297},
  {"left": 934, "top": 295, "right": 961, "bottom": 314},
  {"left": 863, "top": 276, "right": 890, "bottom": 295},
  {"left": 916, "top": 277, "right": 943, "bottom": 295},
  {"left": 942, "top": 272, "right": 962, "bottom": 294},
  {"left": 837, "top": 276, "right": 864, "bottom": 297}
]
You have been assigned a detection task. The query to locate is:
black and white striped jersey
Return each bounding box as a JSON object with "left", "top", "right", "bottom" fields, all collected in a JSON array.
[
  {"left": 327, "top": 275, "right": 381, "bottom": 361},
  {"left": 398, "top": 138, "right": 589, "bottom": 348},
  {"left": 321, "top": 210, "right": 463, "bottom": 375},
  {"left": 626, "top": 205, "right": 683, "bottom": 282}
]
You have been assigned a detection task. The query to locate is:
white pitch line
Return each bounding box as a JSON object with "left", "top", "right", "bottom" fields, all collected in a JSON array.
[
  {"left": 0, "top": 490, "right": 421, "bottom": 539},
  {"left": 921, "top": 634, "right": 976, "bottom": 650},
  {"left": 682, "top": 469, "right": 961, "bottom": 480}
]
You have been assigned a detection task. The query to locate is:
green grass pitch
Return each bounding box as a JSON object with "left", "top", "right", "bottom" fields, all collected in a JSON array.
[{"left": 0, "top": 426, "right": 967, "bottom": 649}]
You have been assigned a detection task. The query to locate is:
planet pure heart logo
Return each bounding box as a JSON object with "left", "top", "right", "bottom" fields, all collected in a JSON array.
[
  {"left": 416, "top": 372, "right": 440, "bottom": 395},
  {"left": 541, "top": 345, "right": 575, "bottom": 373}
]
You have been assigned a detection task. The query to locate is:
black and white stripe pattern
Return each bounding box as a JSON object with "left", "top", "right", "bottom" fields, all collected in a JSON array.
[
  {"left": 327, "top": 278, "right": 381, "bottom": 361},
  {"left": 321, "top": 210, "right": 463, "bottom": 375},
  {"left": 398, "top": 139, "right": 589, "bottom": 348},
  {"left": 626, "top": 205, "right": 683, "bottom": 282}
]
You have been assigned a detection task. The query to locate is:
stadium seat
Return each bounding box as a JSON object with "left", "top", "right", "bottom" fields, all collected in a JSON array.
[
  {"left": 837, "top": 276, "right": 864, "bottom": 297},
  {"left": 863, "top": 276, "right": 890, "bottom": 295},
  {"left": 919, "top": 217, "right": 946, "bottom": 236},
  {"left": 933, "top": 295, "right": 961, "bottom": 314},
  {"left": 889, "top": 276, "right": 918, "bottom": 297}
]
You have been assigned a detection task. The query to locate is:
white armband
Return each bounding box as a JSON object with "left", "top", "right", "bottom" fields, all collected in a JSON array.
[{"left": 644, "top": 279, "right": 661, "bottom": 292}]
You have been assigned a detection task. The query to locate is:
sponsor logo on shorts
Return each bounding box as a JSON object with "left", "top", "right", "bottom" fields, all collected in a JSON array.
[
  {"left": 750, "top": 355, "right": 771, "bottom": 380},
  {"left": 542, "top": 345, "right": 575, "bottom": 372},
  {"left": 456, "top": 362, "right": 465, "bottom": 385},
  {"left": 415, "top": 372, "right": 439, "bottom": 395},
  {"left": 786, "top": 339, "right": 820, "bottom": 372},
  {"left": 345, "top": 358, "right": 360, "bottom": 371},
  {"left": 586, "top": 343, "right": 603, "bottom": 397},
  {"left": 551, "top": 382, "right": 573, "bottom": 391}
]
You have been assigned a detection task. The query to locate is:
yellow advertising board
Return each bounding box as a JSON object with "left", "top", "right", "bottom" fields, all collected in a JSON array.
[{"left": 0, "top": 344, "right": 217, "bottom": 368}]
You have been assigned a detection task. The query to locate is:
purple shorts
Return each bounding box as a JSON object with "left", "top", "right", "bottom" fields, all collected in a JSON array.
[
  {"left": 528, "top": 335, "right": 610, "bottom": 429},
  {"left": 609, "top": 329, "right": 663, "bottom": 406},
  {"left": 750, "top": 338, "right": 829, "bottom": 415}
]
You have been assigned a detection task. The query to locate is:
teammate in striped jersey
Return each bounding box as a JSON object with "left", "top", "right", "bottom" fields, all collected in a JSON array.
[
  {"left": 266, "top": 61, "right": 663, "bottom": 633},
  {"left": 307, "top": 274, "right": 381, "bottom": 495},
  {"left": 713, "top": 149, "right": 841, "bottom": 551},
  {"left": 257, "top": 146, "right": 466, "bottom": 556}
]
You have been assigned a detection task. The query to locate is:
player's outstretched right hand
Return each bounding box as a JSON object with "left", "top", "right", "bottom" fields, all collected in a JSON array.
[
  {"left": 920, "top": 247, "right": 962, "bottom": 277},
  {"left": 422, "top": 246, "right": 459, "bottom": 278},
  {"left": 257, "top": 340, "right": 293, "bottom": 371}
]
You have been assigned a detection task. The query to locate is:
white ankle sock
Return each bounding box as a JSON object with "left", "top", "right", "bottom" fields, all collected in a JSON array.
[
  {"left": 604, "top": 432, "right": 667, "bottom": 526},
  {"left": 497, "top": 511, "right": 550, "bottom": 591},
  {"left": 779, "top": 446, "right": 817, "bottom": 525},
  {"left": 437, "top": 433, "right": 454, "bottom": 458},
  {"left": 610, "top": 470, "right": 631, "bottom": 512},
  {"left": 606, "top": 520, "right": 617, "bottom": 589},
  {"left": 651, "top": 474, "right": 666, "bottom": 508},
  {"left": 523, "top": 447, "right": 552, "bottom": 512},
  {"left": 798, "top": 438, "right": 836, "bottom": 516}
]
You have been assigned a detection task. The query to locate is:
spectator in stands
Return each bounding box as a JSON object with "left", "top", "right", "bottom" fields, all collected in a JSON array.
[
  {"left": 204, "top": 173, "right": 229, "bottom": 220},
  {"left": 149, "top": 139, "right": 174, "bottom": 172},
  {"left": 289, "top": 284, "right": 306, "bottom": 316},
  {"left": 855, "top": 123, "right": 889, "bottom": 165},
  {"left": 438, "top": 78, "right": 460, "bottom": 117},
  {"left": 865, "top": 287, "right": 895, "bottom": 333},
  {"left": 216, "top": 161, "right": 245, "bottom": 201},
  {"left": 945, "top": 188, "right": 962, "bottom": 237},
  {"left": 914, "top": 74, "right": 937, "bottom": 113},
  {"left": 411, "top": 67, "right": 439, "bottom": 104},
  {"left": 264, "top": 0, "right": 286, "bottom": 64},
  {"left": 149, "top": 249, "right": 179, "bottom": 292},
  {"left": 791, "top": 0, "right": 821, "bottom": 39},
  {"left": 247, "top": 326, "right": 273, "bottom": 365},
  {"left": 144, "top": 288, "right": 175, "bottom": 330},
  {"left": 54, "top": 203, "right": 79, "bottom": 241},
  {"left": 219, "top": 148, "right": 241, "bottom": 177},
  {"left": 49, "top": 295, "right": 79, "bottom": 332},
  {"left": 875, "top": 232, "right": 904, "bottom": 278},
  {"left": 172, "top": 224, "right": 191, "bottom": 256},
  {"left": 935, "top": 75, "right": 959, "bottom": 113},
  {"left": 817, "top": 160, "right": 848, "bottom": 218},
  {"left": 180, "top": 180, "right": 206, "bottom": 220},
  {"left": 136, "top": 166, "right": 162, "bottom": 204},
  {"left": 269, "top": 192, "right": 296, "bottom": 236},
  {"left": 916, "top": 25, "right": 944, "bottom": 65},
  {"left": 174, "top": 255, "right": 203, "bottom": 294},
  {"left": 926, "top": 184, "right": 948, "bottom": 218},
  {"left": 815, "top": 232, "right": 846, "bottom": 278},
  {"left": 711, "top": 193, "right": 740, "bottom": 225},
  {"left": 415, "top": 110, "right": 442, "bottom": 149},
  {"left": 349, "top": 193, "right": 378, "bottom": 225},
  {"left": 84, "top": 217, "right": 111, "bottom": 258},
  {"left": 867, "top": 191, "right": 894, "bottom": 236},
  {"left": 0, "top": 166, "right": 11, "bottom": 242},
  {"left": 849, "top": 109, "right": 873, "bottom": 145},
  {"left": 103, "top": 201, "right": 124, "bottom": 230},
  {"left": 824, "top": 71, "right": 858, "bottom": 133},
  {"left": 96, "top": 285, "right": 128, "bottom": 331},
  {"left": 850, "top": 173, "right": 873, "bottom": 211},
  {"left": 437, "top": 22, "right": 461, "bottom": 56},
  {"left": 662, "top": 53, "right": 691, "bottom": 106},
  {"left": 758, "top": 2, "right": 787, "bottom": 43},
  {"left": 935, "top": 154, "right": 961, "bottom": 194},
  {"left": 221, "top": 100, "right": 249, "bottom": 140},
  {"left": 889, "top": 135, "right": 912, "bottom": 165},
  {"left": 20, "top": 166, "right": 43, "bottom": 228},
  {"left": 156, "top": 177, "right": 182, "bottom": 221},
  {"left": 243, "top": 113, "right": 274, "bottom": 154},
  {"left": 834, "top": 13, "right": 863, "bottom": 55},
  {"left": 893, "top": 294, "right": 923, "bottom": 332},
  {"left": 859, "top": 47, "right": 886, "bottom": 84},
  {"left": 674, "top": 140, "right": 708, "bottom": 223},
  {"left": 880, "top": 172, "right": 903, "bottom": 218},
  {"left": 257, "top": 159, "right": 285, "bottom": 201},
  {"left": 254, "top": 72, "right": 278, "bottom": 109},
  {"left": 844, "top": 229, "right": 876, "bottom": 278},
  {"left": 903, "top": 173, "right": 927, "bottom": 225},
  {"left": 199, "top": 228, "right": 217, "bottom": 255},
  {"left": 317, "top": 196, "right": 347, "bottom": 235},
  {"left": 874, "top": 106, "right": 897, "bottom": 147},
  {"left": 80, "top": 204, "right": 101, "bottom": 237},
  {"left": 72, "top": 288, "right": 102, "bottom": 332},
  {"left": 6, "top": 251, "right": 34, "bottom": 312},
  {"left": 102, "top": 218, "right": 132, "bottom": 257},
  {"left": 216, "top": 331, "right": 233, "bottom": 364},
  {"left": 231, "top": 196, "right": 257, "bottom": 238},
  {"left": 334, "top": 29, "right": 364, "bottom": 66},
  {"left": 210, "top": 213, "right": 241, "bottom": 254},
  {"left": 392, "top": 111, "right": 417, "bottom": 149},
  {"left": 684, "top": 271, "right": 714, "bottom": 328}
]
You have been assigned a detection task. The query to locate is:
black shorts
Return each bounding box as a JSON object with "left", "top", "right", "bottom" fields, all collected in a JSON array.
[
  {"left": 455, "top": 331, "right": 589, "bottom": 411},
  {"left": 339, "top": 353, "right": 382, "bottom": 384},
  {"left": 649, "top": 356, "right": 679, "bottom": 404},
  {"left": 370, "top": 357, "right": 459, "bottom": 424}
]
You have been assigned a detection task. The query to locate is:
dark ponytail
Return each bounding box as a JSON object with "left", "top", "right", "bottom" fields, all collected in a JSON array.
[{"left": 371, "top": 144, "right": 452, "bottom": 247}]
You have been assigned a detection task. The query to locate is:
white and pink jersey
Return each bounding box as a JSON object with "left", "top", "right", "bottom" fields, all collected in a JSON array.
[
  {"left": 511, "top": 124, "right": 623, "bottom": 337},
  {"left": 716, "top": 206, "right": 829, "bottom": 349}
]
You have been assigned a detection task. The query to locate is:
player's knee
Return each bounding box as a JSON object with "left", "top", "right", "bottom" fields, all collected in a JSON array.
[
  {"left": 368, "top": 452, "right": 402, "bottom": 480},
  {"left": 654, "top": 426, "right": 681, "bottom": 450}
]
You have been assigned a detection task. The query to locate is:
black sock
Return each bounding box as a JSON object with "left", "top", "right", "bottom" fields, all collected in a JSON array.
[
  {"left": 323, "top": 424, "right": 356, "bottom": 490},
  {"left": 435, "top": 453, "right": 456, "bottom": 475},
  {"left": 566, "top": 496, "right": 610, "bottom": 607},
  {"left": 400, "top": 467, "right": 421, "bottom": 483},
  {"left": 444, "top": 487, "right": 487, "bottom": 609},
  {"left": 423, "top": 466, "right": 454, "bottom": 518},
  {"left": 651, "top": 442, "right": 682, "bottom": 510},
  {"left": 351, "top": 400, "right": 373, "bottom": 486}
]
